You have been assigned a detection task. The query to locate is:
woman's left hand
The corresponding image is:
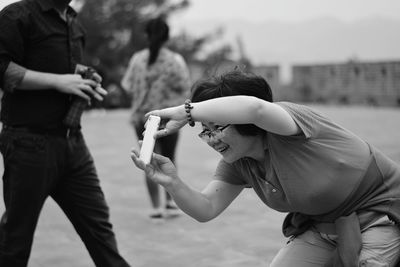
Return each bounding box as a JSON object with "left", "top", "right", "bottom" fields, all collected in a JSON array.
[
  {"left": 145, "top": 105, "right": 188, "bottom": 138},
  {"left": 156, "top": 119, "right": 187, "bottom": 138}
]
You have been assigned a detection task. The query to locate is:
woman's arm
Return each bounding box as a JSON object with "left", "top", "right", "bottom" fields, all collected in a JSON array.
[
  {"left": 148, "top": 96, "right": 301, "bottom": 136},
  {"left": 120, "top": 54, "right": 137, "bottom": 93},
  {"left": 166, "top": 179, "right": 244, "bottom": 222},
  {"left": 190, "top": 96, "right": 300, "bottom": 135},
  {"left": 131, "top": 148, "right": 244, "bottom": 222}
]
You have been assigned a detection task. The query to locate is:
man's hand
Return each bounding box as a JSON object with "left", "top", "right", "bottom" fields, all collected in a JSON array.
[
  {"left": 11, "top": 65, "right": 108, "bottom": 102},
  {"left": 54, "top": 73, "right": 107, "bottom": 102}
]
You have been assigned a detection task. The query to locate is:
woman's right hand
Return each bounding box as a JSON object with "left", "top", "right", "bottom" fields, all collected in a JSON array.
[{"left": 130, "top": 148, "right": 179, "bottom": 187}]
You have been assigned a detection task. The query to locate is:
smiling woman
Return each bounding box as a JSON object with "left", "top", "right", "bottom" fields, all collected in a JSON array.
[
  {"left": 131, "top": 69, "right": 400, "bottom": 266},
  {"left": 198, "top": 124, "right": 231, "bottom": 142}
]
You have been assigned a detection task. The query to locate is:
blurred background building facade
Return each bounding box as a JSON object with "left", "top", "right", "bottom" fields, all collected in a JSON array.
[{"left": 290, "top": 60, "right": 400, "bottom": 105}]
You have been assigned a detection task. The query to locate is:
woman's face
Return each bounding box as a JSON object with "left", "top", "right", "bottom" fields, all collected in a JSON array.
[{"left": 199, "top": 123, "right": 262, "bottom": 163}]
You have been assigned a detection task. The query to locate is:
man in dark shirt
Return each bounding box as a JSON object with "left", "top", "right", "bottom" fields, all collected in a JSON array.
[{"left": 0, "top": 0, "right": 131, "bottom": 266}]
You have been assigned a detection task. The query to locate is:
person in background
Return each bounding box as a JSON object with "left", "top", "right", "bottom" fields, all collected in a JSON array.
[
  {"left": 0, "top": 0, "right": 130, "bottom": 266},
  {"left": 121, "top": 16, "right": 190, "bottom": 220},
  {"left": 131, "top": 69, "right": 400, "bottom": 266}
]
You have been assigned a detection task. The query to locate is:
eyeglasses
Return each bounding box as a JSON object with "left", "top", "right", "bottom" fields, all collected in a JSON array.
[{"left": 198, "top": 124, "right": 231, "bottom": 142}]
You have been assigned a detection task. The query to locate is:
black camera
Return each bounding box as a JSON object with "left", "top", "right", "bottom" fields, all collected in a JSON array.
[
  {"left": 81, "top": 67, "right": 96, "bottom": 81},
  {"left": 76, "top": 65, "right": 96, "bottom": 81},
  {"left": 63, "top": 65, "right": 98, "bottom": 128}
]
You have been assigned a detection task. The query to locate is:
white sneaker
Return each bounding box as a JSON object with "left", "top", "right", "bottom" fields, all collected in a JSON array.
[
  {"left": 165, "top": 202, "right": 182, "bottom": 218},
  {"left": 149, "top": 208, "right": 164, "bottom": 223}
]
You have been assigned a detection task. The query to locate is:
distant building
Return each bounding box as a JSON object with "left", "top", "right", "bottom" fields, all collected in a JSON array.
[
  {"left": 291, "top": 60, "right": 400, "bottom": 106},
  {"left": 252, "top": 65, "right": 282, "bottom": 100},
  {"left": 131, "top": 58, "right": 399, "bottom": 108}
]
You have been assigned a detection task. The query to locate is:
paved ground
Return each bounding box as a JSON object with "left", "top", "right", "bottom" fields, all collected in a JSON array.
[{"left": 0, "top": 106, "right": 399, "bottom": 267}]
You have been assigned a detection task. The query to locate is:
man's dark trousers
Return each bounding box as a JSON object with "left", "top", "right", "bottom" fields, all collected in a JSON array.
[{"left": 0, "top": 127, "right": 130, "bottom": 267}]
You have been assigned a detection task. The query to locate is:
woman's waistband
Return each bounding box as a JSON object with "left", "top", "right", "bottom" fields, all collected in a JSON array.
[{"left": 313, "top": 211, "right": 391, "bottom": 235}]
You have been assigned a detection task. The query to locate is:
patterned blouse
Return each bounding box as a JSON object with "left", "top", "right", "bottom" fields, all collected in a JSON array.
[{"left": 121, "top": 47, "right": 191, "bottom": 126}]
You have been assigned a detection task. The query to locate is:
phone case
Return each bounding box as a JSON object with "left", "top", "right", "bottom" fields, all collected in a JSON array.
[{"left": 139, "top": 115, "right": 161, "bottom": 164}]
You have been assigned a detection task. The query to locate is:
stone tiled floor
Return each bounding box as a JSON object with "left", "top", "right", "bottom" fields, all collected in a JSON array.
[
  {"left": 0, "top": 110, "right": 285, "bottom": 267},
  {"left": 0, "top": 106, "right": 399, "bottom": 266}
]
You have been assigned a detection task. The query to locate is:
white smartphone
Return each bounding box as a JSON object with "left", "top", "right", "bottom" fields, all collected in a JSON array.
[{"left": 139, "top": 115, "right": 161, "bottom": 165}]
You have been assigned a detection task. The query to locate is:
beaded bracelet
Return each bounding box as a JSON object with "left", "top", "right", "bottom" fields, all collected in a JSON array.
[{"left": 184, "top": 99, "right": 195, "bottom": 127}]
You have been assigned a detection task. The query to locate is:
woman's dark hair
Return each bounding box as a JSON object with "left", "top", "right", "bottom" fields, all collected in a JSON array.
[
  {"left": 191, "top": 70, "right": 273, "bottom": 136},
  {"left": 145, "top": 17, "right": 169, "bottom": 66}
]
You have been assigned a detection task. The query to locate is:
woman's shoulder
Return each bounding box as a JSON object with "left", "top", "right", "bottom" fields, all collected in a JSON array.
[
  {"left": 134, "top": 49, "right": 149, "bottom": 58},
  {"left": 275, "top": 101, "right": 310, "bottom": 110},
  {"left": 275, "top": 101, "right": 326, "bottom": 121},
  {"left": 160, "top": 48, "right": 185, "bottom": 61},
  {"left": 215, "top": 159, "right": 251, "bottom": 186},
  {"left": 129, "top": 49, "right": 149, "bottom": 67}
]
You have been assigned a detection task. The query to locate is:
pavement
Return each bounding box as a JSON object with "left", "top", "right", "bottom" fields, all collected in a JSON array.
[
  {"left": 0, "top": 110, "right": 286, "bottom": 267},
  {"left": 0, "top": 106, "right": 399, "bottom": 267}
]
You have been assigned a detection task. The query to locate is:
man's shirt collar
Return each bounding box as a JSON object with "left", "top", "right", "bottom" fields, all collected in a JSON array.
[{"left": 36, "top": 0, "right": 77, "bottom": 17}]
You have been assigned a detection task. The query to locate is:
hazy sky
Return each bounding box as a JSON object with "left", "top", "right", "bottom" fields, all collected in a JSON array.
[
  {"left": 1, "top": 0, "right": 400, "bottom": 22},
  {"left": 168, "top": 0, "right": 400, "bottom": 81},
  {"left": 174, "top": 0, "right": 400, "bottom": 22},
  {"left": 0, "top": 0, "right": 16, "bottom": 9}
]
